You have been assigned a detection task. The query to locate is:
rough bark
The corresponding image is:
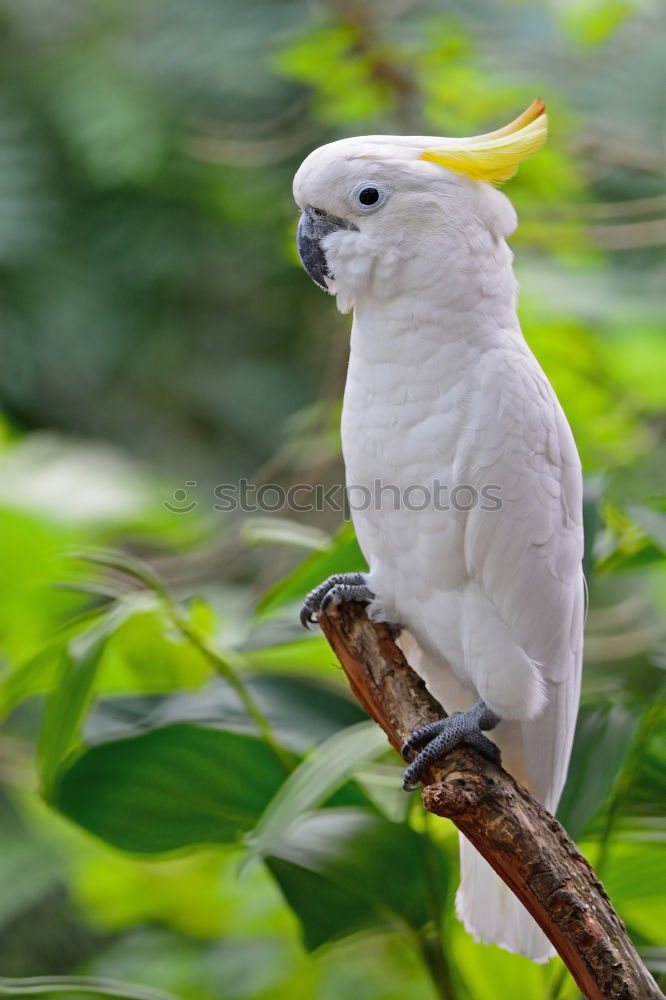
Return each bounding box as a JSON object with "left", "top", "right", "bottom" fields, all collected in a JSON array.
[{"left": 318, "top": 600, "right": 663, "bottom": 1000}]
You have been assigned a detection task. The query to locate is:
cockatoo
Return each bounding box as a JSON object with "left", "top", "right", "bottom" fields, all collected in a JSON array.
[{"left": 293, "top": 99, "right": 584, "bottom": 963}]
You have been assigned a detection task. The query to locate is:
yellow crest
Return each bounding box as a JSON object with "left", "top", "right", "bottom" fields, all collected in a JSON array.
[{"left": 420, "top": 98, "right": 547, "bottom": 184}]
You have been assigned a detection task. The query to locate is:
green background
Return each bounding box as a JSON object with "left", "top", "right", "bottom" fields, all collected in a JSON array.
[{"left": 0, "top": 1, "right": 664, "bottom": 999}]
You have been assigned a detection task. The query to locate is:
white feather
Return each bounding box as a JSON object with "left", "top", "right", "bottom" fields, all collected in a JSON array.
[
  {"left": 294, "top": 136, "right": 584, "bottom": 962},
  {"left": 457, "top": 838, "right": 555, "bottom": 963}
]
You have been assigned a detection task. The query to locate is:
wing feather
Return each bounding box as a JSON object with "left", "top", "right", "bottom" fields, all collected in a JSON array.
[{"left": 463, "top": 343, "right": 584, "bottom": 808}]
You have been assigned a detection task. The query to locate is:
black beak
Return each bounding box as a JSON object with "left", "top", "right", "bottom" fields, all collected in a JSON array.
[{"left": 296, "top": 208, "right": 355, "bottom": 289}]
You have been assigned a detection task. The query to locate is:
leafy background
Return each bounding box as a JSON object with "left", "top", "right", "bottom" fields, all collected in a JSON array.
[{"left": 0, "top": 1, "right": 664, "bottom": 998}]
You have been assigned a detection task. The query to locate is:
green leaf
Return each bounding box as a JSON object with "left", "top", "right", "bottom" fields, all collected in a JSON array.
[
  {"left": 0, "top": 606, "right": 109, "bottom": 721},
  {"left": 596, "top": 503, "right": 666, "bottom": 574},
  {"left": 86, "top": 673, "right": 367, "bottom": 752},
  {"left": 50, "top": 724, "right": 295, "bottom": 854},
  {"left": 266, "top": 809, "right": 441, "bottom": 950},
  {"left": 255, "top": 523, "right": 366, "bottom": 619},
  {"left": 0, "top": 507, "right": 84, "bottom": 666},
  {"left": 1, "top": 589, "right": 213, "bottom": 721},
  {"left": 557, "top": 702, "right": 641, "bottom": 840},
  {"left": 98, "top": 605, "right": 211, "bottom": 695},
  {"left": 38, "top": 628, "right": 110, "bottom": 797},
  {"left": 601, "top": 541, "right": 666, "bottom": 573},
  {"left": 238, "top": 674, "right": 366, "bottom": 750},
  {"left": 245, "top": 721, "right": 388, "bottom": 865}
]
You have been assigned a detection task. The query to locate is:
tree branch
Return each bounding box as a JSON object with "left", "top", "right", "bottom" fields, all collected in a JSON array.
[{"left": 318, "top": 601, "right": 663, "bottom": 1000}]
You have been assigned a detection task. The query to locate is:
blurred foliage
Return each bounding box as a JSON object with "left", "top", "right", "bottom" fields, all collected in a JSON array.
[{"left": 0, "top": 1, "right": 665, "bottom": 999}]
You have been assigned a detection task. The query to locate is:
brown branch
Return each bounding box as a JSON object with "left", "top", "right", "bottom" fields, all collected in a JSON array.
[{"left": 318, "top": 601, "right": 663, "bottom": 1000}]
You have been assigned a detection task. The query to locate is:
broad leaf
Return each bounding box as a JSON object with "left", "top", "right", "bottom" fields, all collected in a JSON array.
[
  {"left": 0, "top": 606, "right": 109, "bottom": 721},
  {"left": 50, "top": 719, "right": 375, "bottom": 855},
  {"left": 50, "top": 724, "right": 296, "bottom": 853},
  {"left": 98, "top": 604, "right": 211, "bottom": 694},
  {"left": 38, "top": 628, "right": 110, "bottom": 797},
  {"left": 266, "top": 808, "right": 445, "bottom": 950},
  {"left": 245, "top": 721, "right": 388, "bottom": 864},
  {"left": 85, "top": 673, "right": 367, "bottom": 752}
]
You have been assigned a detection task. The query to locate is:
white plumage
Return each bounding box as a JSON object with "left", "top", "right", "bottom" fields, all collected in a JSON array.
[{"left": 293, "top": 108, "right": 584, "bottom": 963}]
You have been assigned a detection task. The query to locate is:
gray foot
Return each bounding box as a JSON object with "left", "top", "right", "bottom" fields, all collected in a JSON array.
[
  {"left": 300, "top": 573, "right": 375, "bottom": 628},
  {"left": 401, "top": 700, "right": 501, "bottom": 791}
]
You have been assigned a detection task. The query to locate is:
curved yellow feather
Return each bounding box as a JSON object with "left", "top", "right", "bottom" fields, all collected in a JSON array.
[{"left": 420, "top": 98, "right": 548, "bottom": 184}]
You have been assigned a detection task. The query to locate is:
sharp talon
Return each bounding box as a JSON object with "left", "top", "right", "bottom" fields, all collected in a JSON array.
[
  {"left": 299, "top": 606, "right": 313, "bottom": 629},
  {"left": 402, "top": 780, "right": 421, "bottom": 792},
  {"left": 298, "top": 572, "right": 375, "bottom": 629}
]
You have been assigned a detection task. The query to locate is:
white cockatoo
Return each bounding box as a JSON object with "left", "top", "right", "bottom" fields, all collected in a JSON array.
[{"left": 294, "top": 99, "right": 584, "bottom": 963}]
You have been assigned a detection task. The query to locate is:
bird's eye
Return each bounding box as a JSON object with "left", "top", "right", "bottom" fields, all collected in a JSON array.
[
  {"left": 351, "top": 183, "right": 386, "bottom": 212},
  {"left": 358, "top": 187, "right": 379, "bottom": 205}
]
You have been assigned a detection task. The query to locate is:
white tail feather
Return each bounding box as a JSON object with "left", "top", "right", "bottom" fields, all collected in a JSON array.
[
  {"left": 399, "top": 629, "right": 569, "bottom": 963},
  {"left": 456, "top": 836, "right": 555, "bottom": 963}
]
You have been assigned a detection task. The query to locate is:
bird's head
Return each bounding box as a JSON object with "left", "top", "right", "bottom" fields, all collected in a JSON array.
[{"left": 293, "top": 98, "right": 547, "bottom": 313}]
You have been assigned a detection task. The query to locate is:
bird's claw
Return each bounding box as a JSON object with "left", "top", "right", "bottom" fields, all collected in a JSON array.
[
  {"left": 401, "top": 699, "right": 501, "bottom": 791},
  {"left": 299, "top": 572, "right": 374, "bottom": 629},
  {"left": 299, "top": 605, "right": 318, "bottom": 629}
]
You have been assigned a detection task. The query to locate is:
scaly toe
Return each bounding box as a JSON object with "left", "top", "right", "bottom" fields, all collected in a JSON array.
[
  {"left": 400, "top": 718, "right": 452, "bottom": 761},
  {"left": 400, "top": 702, "right": 501, "bottom": 790}
]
